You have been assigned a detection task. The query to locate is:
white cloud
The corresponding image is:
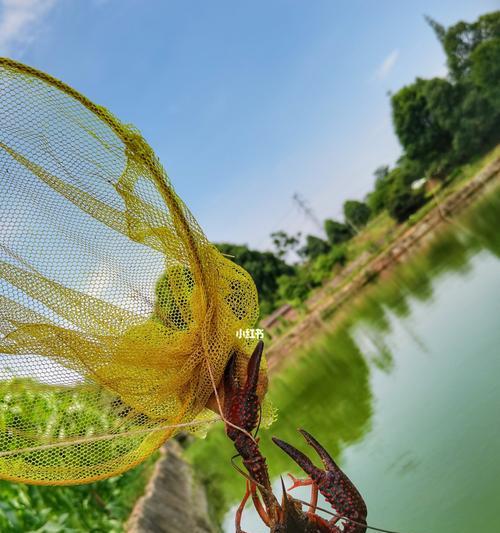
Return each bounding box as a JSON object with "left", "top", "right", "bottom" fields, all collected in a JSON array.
[
  {"left": 0, "top": 0, "right": 58, "bottom": 55},
  {"left": 374, "top": 49, "right": 400, "bottom": 81}
]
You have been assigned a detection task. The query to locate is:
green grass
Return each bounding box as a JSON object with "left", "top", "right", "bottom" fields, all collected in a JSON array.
[
  {"left": 0, "top": 380, "right": 158, "bottom": 532},
  {"left": 346, "top": 211, "right": 396, "bottom": 261}
]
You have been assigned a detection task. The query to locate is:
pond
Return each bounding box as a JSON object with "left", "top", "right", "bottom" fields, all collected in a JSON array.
[{"left": 186, "top": 183, "right": 500, "bottom": 533}]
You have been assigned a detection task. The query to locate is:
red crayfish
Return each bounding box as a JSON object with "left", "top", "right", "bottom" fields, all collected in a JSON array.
[{"left": 220, "top": 341, "right": 368, "bottom": 532}]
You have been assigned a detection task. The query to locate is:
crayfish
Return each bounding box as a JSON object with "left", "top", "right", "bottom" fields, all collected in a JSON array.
[{"left": 218, "top": 341, "right": 368, "bottom": 532}]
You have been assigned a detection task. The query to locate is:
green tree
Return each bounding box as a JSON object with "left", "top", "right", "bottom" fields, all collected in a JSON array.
[
  {"left": 391, "top": 77, "right": 456, "bottom": 169},
  {"left": 277, "top": 270, "right": 315, "bottom": 305},
  {"left": 427, "top": 11, "right": 500, "bottom": 80},
  {"left": 310, "top": 246, "right": 347, "bottom": 284},
  {"left": 470, "top": 39, "right": 500, "bottom": 109},
  {"left": 366, "top": 165, "right": 393, "bottom": 214},
  {"left": 270, "top": 230, "right": 301, "bottom": 259},
  {"left": 343, "top": 200, "right": 371, "bottom": 229},
  {"left": 451, "top": 83, "right": 499, "bottom": 160},
  {"left": 324, "top": 219, "right": 353, "bottom": 245},
  {"left": 298, "top": 235, "right": 330, "bottom": 261}
]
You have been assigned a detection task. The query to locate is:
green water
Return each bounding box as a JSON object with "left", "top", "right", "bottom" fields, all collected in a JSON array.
[{"left": 187, "top": 185, "right": 500, "bottom": 533}]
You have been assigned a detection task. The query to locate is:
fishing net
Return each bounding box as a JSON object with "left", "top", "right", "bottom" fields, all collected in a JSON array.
[{"left": 0, "top": 57, "right": 265, "bottom": 484}]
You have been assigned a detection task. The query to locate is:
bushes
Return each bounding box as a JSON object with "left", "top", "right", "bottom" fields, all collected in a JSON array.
[
  {"left": 343, "top": 200, "right": 371, "bottom": 229},
  {"left": 324, "top": 219, "right": 353, "bottom": 245},
  {"left": 386, "top": 183, "right": 426, "bottom": 223},
  {"left": 0, "top": 381, "right": 157, "bottom": 532},
  {"left": 298, "top": 235, "right": 330, "bottom": 261},
  {"left": 310, "top": 247, "right": 347, "bottom": 284},
  {"left": 276, "top": 245, "right": 347, "bottom": 305}
]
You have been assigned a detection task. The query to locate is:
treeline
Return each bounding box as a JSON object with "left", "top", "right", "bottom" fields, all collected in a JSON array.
[{"left": 218, "top": 11, "right": 500, "bottom": 316}]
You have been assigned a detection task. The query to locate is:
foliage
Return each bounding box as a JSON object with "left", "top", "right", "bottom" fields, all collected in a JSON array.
[
  {"left": 298, "top": 235, "right": 331, "bottom": 261},
  {"left": 342, "top": 200, "right": 371, "bottom": 229},
  {"left": 0, "top": 464, "right": 155, "bottom": 533},
  {"left": 470, "top": 39, "right": 500, "bottom": 109},
  {"left": 366, "top": 166, "right": 392, "bottom": 214},
  {"left": 0, "top": 381, "right": 157, "bottom": 533},
  {"left": 383, "top": 9, "right": 500, "bottom": 224},
  {"left": 216, "top": 242, "right": 294, "bottom": 316},
  {"left": 276, "top": 269, "right": 316, "bottom": 306},
  {"left": 391, "top": 77, "right": 456, "bottom": 169},
  {"left": 324, "top": 219, "right": 353, "bottom": 245},
  {"left": 392, "top": 10, "right": 500, "bottom": 178},
  {"left": 450, "top": 82, "right": 499, "bottom": 162},
  {"left": 270, "top": 230, "right": 301, "bottom": 259},
  {"left": 310, "top": 246, "right": 347, "bottom": 285},
  {"left": 428, "top": 11, "right": 500, "bottom": 80},
  {"left": 386, "top": 168, "right": 426, "bottom": 223}
]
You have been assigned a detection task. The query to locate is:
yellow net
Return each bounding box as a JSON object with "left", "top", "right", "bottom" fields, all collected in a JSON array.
[{"left": 0, "top": 57, "right": 262, "bottom": 484}]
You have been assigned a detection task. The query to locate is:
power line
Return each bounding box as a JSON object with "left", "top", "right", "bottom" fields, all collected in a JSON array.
[{"left": 292, "top": 192, "right": 323, "bottom": 233}]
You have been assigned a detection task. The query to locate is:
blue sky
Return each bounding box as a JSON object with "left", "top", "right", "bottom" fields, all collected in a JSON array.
[{"left": 0, "top": 0, "right": 497, "bottom": 251}]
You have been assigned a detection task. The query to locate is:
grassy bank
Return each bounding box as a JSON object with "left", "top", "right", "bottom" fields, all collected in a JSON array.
[{"left": 265, "top": 144, "right": 500, "bottom": 361}]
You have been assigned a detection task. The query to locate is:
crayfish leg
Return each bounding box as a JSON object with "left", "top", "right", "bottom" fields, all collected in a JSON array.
[
  {"left": 235, "top": 480, "right": 251, "bottom": 533},
  {"left": 234, "top": 479, "right": 272, "bottom": 532},
  {"left": 287, "top": 474, "right": 319, "bottom": 518},
  {"left": 250, "top": 483, "right": 271, "bottom": 527}
]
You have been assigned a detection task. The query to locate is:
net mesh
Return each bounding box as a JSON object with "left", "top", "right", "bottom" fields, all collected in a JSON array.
[{"left": 0, "top": 57, "right": 262, "bottom": 484}]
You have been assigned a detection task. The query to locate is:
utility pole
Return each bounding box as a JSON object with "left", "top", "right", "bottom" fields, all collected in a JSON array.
[{"left": 292, "top": 193, "right": 323, "bottom": 232}]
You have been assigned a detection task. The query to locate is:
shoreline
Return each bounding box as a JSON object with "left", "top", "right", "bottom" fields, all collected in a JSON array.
[{"left": 266, "top": 153, "right": 500, "bottom": 373}]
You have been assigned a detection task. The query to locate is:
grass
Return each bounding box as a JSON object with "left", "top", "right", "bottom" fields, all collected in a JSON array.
[
  {"left": 346, "top": 211, "right": 396, "bottom": 261},
  {"left": 0, "top": 380, "right": 158, "bottom": 532}
]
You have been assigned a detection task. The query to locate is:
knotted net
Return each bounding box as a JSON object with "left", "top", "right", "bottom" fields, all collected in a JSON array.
[{"left": 0, "top": 57, "right": 263, "bottom": 484}]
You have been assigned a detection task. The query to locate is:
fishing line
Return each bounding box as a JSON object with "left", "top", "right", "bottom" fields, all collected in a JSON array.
[{"left": 293, "top": 498, "right": 421, "bottom": 533}]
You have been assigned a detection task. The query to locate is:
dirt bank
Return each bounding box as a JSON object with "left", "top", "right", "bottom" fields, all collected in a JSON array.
[{"left": 126, "top": 440, "right": 216, "bottom": 533}]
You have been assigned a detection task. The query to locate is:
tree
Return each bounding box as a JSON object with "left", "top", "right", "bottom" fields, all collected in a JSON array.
[
  {"left": 427, "top": 12, "right": 500, "bottom": 80},
  {"left": 470, "top": 39, "right": 500, "bottom": 109},
  {"left": 216, "top": 243, "right": 294, "bottom": 315},
  {"left": 343, "top": 200, "right": 371, "bottom": 229},
  {"left": 391, "top": 77, "right": 456, "bottom": 169},
  {"left": 298, "top": 235, "right": 330, "bottom": 261},
  {"left": 270, "top": 230, "right": 301, "bottom": 259},
  {"left": 324, "top": 219, "right": 353, "bottom": 245},
  {"left": 277, "top": 269, "right": 315, "bottom": 305},
  {"left": 366, "top": 166, "right": 392, "bottom": 214}
]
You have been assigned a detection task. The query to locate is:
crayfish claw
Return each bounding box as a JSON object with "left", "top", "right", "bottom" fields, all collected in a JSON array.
[
  {"left": 245, "top": 340, "right": 264, "bottom": 394},
  {"left": 273, "top": 430, "right": 368, "bottom": 533},
  {"left": 298, "top": 428, "right": 339, "bottom": 472},
  {"left": 272, "top": 436, "right": 324, "bottom": 481}
]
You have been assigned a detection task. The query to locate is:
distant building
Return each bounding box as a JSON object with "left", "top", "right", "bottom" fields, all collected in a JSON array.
[{"left": 411, "top": 177, "right": 427, "bottom": 191}]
